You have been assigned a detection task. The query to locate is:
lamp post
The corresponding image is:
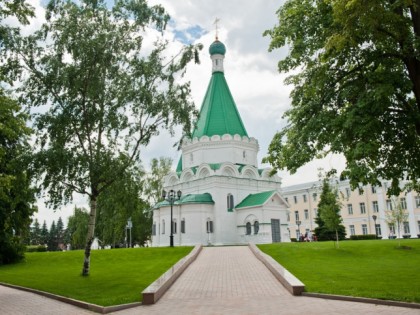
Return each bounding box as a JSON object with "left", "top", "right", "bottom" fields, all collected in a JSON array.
[
  {"left": 162, "top": 189, "right": 182, "bottom": 247},
  {"left": 127, "top": 217, "right": 133, "bottom": 248},
  {"left": 296, "top": 220, "right": 301, "bottom": 241},
  {"left": 372, "top": 215, "right": 377, "bottom": 239}
]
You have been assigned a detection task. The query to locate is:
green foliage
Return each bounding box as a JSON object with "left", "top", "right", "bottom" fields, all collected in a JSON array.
[
  {"left": 314, "top": 180, "right": 346, "bottom": 243},
  {"left": 29, "top": 218, "right": 41, "bottom": 245},
  {"left": 144, "top": 157, "right": 173, "bottom": 204},
  {"left": 350, "top": 234, "right": 379, "bottom": 240},
  {"left": 264, "top": 0, "right": 420, "bottom": 195},
  {"left": 259, "top": 239, "right": 420, "bottom": 303},
  {"left": 13, "top": 0, "right": 202, "bottom": 275},
  {"left": 0, "top": 247, "right": 193, "bottom": 306},
  {"left": 40, "top": 220, "right": 48, "bottom": 245},
  {"left": 26, "top": 245, "right": 47, "bottom": 252},
  {"left": 65, "top": 207, "right": 89, "bottom": 250},
  {"left": 386, "top": 198, "right": 409, "bottom": 243},
  {"left": 96, "top": 165, "right": 151, "bottom": 247},
  {"left": 0, "top": 90, "right": 36, "bottom": 265}
]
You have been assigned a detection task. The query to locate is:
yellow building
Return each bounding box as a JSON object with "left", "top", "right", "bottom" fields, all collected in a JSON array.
[{"left": 281, "top": 180, "right": 420, "bottom": 240}]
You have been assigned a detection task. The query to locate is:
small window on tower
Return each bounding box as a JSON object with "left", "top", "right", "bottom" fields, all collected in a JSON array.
[{"left": 243, "top": 151, "right": 246, "bottom": 158}]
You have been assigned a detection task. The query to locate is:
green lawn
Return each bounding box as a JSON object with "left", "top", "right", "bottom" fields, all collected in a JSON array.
[
  {"left": 0, "top": 247, "right": 192, "bottom": 306},
  {"left": 259, "top": 239, "right": 420, "bottom": 303}
]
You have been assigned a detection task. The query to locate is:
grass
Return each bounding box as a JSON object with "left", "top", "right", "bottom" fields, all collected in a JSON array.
[
  {"left": 259, "top": 239, "right": 420, "bottom": 303},
  {"left": 0, "top": 247, "right": 192, "bottom": 306}
]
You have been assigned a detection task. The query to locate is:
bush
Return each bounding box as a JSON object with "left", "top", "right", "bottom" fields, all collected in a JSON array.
[
  {"left": 349, "top": 234, "right": 377, "bottom": 240},
  {"left": 26, "top": 245, "right": 47, "bottom": 252},
  {"left": 0, "top": 236, "right": 26, "bottom": 265},
  {"left": 402, "top": 234, "right": 411, "bottom": 239},
  {"left": 290, "top": 238, "right": 297, "bottom": 242}
]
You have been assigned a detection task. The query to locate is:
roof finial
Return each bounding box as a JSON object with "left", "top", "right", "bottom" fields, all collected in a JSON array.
[{"left": 214, "top": 18, "right": 220, "bottom": 40}]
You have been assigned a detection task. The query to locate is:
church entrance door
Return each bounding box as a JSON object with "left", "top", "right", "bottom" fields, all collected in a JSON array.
[{"left": 271, "top": 219, "right": 281, "bottom": 242}]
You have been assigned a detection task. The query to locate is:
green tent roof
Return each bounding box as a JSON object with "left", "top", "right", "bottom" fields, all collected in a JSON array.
[
  {"left": 192, "top": 72, "right": 248, "bottom": 138},
  {"left": 235, "top": 191, "right": 276, "bottom": 209}
]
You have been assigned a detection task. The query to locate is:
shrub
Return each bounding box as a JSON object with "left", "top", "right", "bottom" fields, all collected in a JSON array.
[
  {"left": 26, "top": 245, "right": 47, "bottom": 252},
  {"left": 349, "top": 234, "right": 377, "bottom": 240}
]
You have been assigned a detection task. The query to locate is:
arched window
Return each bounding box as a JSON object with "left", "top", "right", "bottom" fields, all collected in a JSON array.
[
  {"left": 172, "top": 219, "right": 177, "bottom": 234},
  {"left": 254, "top": 221, "right": 259, "bottom": 235},
  {"left": 246, "top": 222, "right": 251, "bottom": 235},
  {"left": 181, "top": 218, "right": 186, "bottom": 233},
  {"left": 227, "top": 194, "right": 234, "bottom": 211},
  {"left": 206, "top": 219, "right": 213, "bottom": 233},
  {"left": 162, "top": 220, "right": 165, "bottom": 234}
]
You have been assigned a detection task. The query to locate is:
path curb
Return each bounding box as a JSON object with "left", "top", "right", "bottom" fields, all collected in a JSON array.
[
  {"left": 0, "top": 282, "right": 141, "bottom": 314},
  {"left": 302, "top": 292, "right": 420, "bottom": 310},
  {"left": 248, "top": 243, "right": 305, "bottom": 295},
  {"left": 142, "top": 244, "right": 202, "bottom": 304}
]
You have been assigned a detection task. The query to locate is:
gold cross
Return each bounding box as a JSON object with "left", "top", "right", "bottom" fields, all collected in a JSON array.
[{"left": 214, "top": 18, "right": 220, "bottom": 39}]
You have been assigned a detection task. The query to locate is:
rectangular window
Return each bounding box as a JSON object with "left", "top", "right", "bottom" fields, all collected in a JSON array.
[
  {"left": 371, "top": 186, "right": 377, "bottom": 194},
  {"left": 345, "top": 188, "right": 351, "bottom": 198},
  {"left": 347, "top": 204, "right": 353, "bottom": 215},
  {"left": 418, "top": 221, "right": 420, "bottom": 233},
  {"left": 416, "top": 196, "right": 420, "bottom": 208},
  {"left": 162, "top": 221, "right": 165, "bottom": 234},
  {"left": 152, "top": 223, "right": 156, "bottom": 236},
  {"left": 375, "top": 224, "right": 382, "bottom": 237},
  {"left": 303, "top": 194, "right": 307, "bottom": 202},
  {"left": 360, "top": 202, "right": 366, "bottom": 214},
  {"left": 313, "top": 193, "right": 317, "bottom": 201},
  {"left": 400, "top": 197, "right": 407, "bottom": 210},
  {"left": 389, "top": 224, "right": 395, "bottom": 234},
  {"left": 172, "top": 221, "right": 177, "bottom": 234},
  {"left": 181, "top": 220, "right": 185, "bottom": 233},
  {"left": 314, "top": 208, "right": 318, "bottom": 216},
  {"left": 296, "top": 230, "right": 301, "bottom": 239},
  {"left": 372, "top": 201, "right": 379, "bottom": 213},
  {"left": 362, "top": 224, "right": 368, "bottom": 235},
  {"left": 295, "top": 211, "right": 299, "bottom": 221},
  {"left": 349, "top": 225, "right": 355, "bottom": 236},
  {"left": 285, "top": 197, "right": 288, "bottom": 203},
  {"left": 403, "top": 222, "right": 410, "bottom": 234},
  {"left": 304, "top": 209, "right": 309, "bottom": 220},
  {"left": 294, "top": 196, "right": 298, "bottom": 204},
  {"left": 287, "top": 213, "right": 290, "bottom": 222},
  {"left": 206, "top": 221, "right": 213, "bottom": 233},
  {"left": 386, "top": 199, "right": 393, "bottom": 211}
]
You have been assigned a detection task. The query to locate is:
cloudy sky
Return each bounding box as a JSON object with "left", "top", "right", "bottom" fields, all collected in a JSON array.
[{"left": 25, "top": 0, "right": 345, "bottom": 226}]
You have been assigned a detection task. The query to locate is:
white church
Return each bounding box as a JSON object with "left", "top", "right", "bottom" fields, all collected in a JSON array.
[{"left": 151, "top": 38, "right": 290, "bottom": 246}]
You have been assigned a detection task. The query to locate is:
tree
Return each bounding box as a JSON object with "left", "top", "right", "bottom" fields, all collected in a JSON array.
[
  {"left": 56, "top": 216, "right": 64, "bottom": 248},
  {"left": 314, "top": 180, "right": 346, "bottom": 246},
  {"left": 47, "top": 220, "right": 58, "bottom": 251},
  {"left": 0, "top": 91, "right": 36, "bottom": 264},
  {"left": 40, "top": 220, "right": 48, "bottom": 245},
  {"left": 16, "top": 0, "right": 202, "bottom": 275},
  {"left": 65, "top": 207, "right": 89, "bottom": 250},
  {"left": 264, "top": 1, "right": 420, "bottom": 196},
  {"left": 95, "top": 164, "right": 151, "bottom": 247},
  {"left": 386, "top": 198, "right": 409, "bottom": 245},
  {"left": 30, "top": 218, "right": 41, "bottom": 245},
  {"left": 144, "top": 157, "right": 173, "bottom": 204}
]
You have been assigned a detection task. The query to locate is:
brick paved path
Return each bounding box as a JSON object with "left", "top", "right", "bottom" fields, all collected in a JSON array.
[{"left": 1, "top": 246, "right": 419, "bottom": 315}]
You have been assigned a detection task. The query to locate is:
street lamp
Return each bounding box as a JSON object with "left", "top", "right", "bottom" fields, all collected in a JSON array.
[
  {"left": 126, "top": 217, "right": 133, "bottom": 248},
  {"left": 162, "top": 189, "right": 182, "bottom": 247},
  {"left": 296, "top": 220, "right": 301, "bottom": 241},
  {"left": 372, "top": 215, "right": 377, "bottom": 239}
]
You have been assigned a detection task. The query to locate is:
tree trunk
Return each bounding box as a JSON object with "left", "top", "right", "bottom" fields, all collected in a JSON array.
[{"left": 82, "top": 196, "right": 97, "bottom": 276}]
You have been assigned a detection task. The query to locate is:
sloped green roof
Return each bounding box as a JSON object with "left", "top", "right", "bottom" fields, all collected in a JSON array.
[
  {"left": 192, "top": 72, "right": 248, "bottom": 138},
  {"left": 152, "top": 193, "right": 214, "bottom": 209},
  {"left": 235, "top": 191, "right": 276, "bottom": 209},
  {"left": 176, "top": 156, "right": 183, "bottom": 172}
]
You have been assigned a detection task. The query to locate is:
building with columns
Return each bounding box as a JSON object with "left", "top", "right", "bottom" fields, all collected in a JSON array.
[
  {"left": 151, "top": 39, "right": 290, "bottom": 246},
  {"left": 281, "top": 180, "right": 420, "bottom": 240}
]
